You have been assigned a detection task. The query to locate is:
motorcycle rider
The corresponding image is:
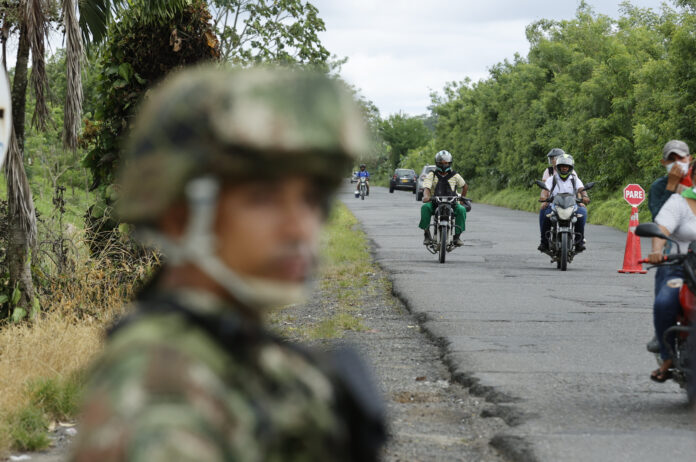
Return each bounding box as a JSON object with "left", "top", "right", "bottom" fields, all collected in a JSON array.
[
  {"left": 356, "top": 163, "right": 370, "bottom": 196},
  {"left": 646, "top": 140, "right": 693, "bottom": 353},
  {"left": 419, "top": 150, "right": 468, "bottom": 247},
  {"left": 646, "top": 163, "right": 696, "bottom": 382},
  {"left": 542, "top": 148, "right": 580, "bottom": 181},
  {"left": 542, "top": 148, "right": 565, "bottom": 181},
  {"left": 538, "top": 154, "right": 590, "bottom": 253}
]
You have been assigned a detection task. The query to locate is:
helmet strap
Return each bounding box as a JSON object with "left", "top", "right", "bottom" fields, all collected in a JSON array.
[{"left": 137, "top": 176, "right": 309, "bottom": 309}]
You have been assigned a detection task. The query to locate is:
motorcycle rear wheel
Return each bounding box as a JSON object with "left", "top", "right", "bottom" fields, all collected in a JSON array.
[
  {"left": 439, "top": 225, "right": 447, "bottom": 264},
  {"left": 560, "top": 233, "right": 568, "bottom": 271}
]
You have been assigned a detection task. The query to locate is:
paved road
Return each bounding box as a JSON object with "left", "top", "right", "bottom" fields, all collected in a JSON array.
[{"left": 342, "top": 184, "right": 695, "bottom": 462}]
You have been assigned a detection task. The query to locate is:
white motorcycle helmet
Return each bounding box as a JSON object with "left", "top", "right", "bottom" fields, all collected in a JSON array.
[
  {"left": 0, "top": 70, "right": 11, "bottom": 168},
  {"left": 435, "top": 150, "right": 453, "bottom": 172}
]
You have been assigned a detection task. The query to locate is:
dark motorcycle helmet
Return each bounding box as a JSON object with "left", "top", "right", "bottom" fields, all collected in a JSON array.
[
  {"left": 359, "top": 164, "right": 366, "bottom": 170},
  {"left": 547, "top": 148, "right": 565, "bottom": 159}
]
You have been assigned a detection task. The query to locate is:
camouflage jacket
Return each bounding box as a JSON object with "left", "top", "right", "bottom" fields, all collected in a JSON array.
[{"left": 70, "top": 289, "right": 379, "bottom": 462}]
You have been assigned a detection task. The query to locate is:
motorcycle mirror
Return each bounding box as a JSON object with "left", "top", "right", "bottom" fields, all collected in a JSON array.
[
  {"left": 583, "top": 182, "right": 596, "bottom": 191},
  {"left": 535, "top": 180, "right": 549, "bottom": 191},
  {"left": 635, "top": 223, "right": 669, "bottom": 240}
]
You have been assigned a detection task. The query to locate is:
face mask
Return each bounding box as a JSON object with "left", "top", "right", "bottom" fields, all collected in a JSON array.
[{"left": 667, "top": 160, "right": 689, "bottom": 175}]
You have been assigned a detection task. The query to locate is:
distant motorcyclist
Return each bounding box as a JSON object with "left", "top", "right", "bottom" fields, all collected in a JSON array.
[
  {"left": 538, "top": 154, "right": 590, "bottom": 252},
  {"left": 419, "top": 150, "right": 468, "bottom": 246},
  {"left": 356, "top": 164, "right": 370, "bottom": 196}
]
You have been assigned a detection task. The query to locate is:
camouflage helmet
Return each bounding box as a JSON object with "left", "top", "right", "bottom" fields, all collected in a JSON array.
[{"left": 117, "top": 65, "right": 369, "bottom": 223}]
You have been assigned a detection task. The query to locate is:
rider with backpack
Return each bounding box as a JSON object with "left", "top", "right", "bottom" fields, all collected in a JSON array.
[
  {"left": 419, "top": 150, "right": 469, "bottom": 247},
  {"left": 538, "top": 154, "right": 590, "bottom": 253}
]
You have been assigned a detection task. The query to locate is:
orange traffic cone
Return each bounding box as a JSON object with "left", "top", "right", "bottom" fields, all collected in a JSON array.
[{"left": 618, "top": 206, "right": 647, "bottom": 274}]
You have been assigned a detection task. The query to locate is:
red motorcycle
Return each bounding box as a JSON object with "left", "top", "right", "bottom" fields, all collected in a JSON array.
[{"left": 636, "top": 223, "right": 696, "bottom": 403}]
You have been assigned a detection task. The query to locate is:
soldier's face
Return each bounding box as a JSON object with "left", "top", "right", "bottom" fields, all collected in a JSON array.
[{"left": 213, "top": 176, "right": 323, "bottom": 283}]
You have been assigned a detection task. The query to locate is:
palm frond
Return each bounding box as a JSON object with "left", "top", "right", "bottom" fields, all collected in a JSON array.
[
  {"left": 77, "top": 0, "right": 110, "bottom": 45},
  {"left": 27, "top": 0, "right": 50, "bottom": 131},
  {"left": 63, "top": 0, "right": 83, "bottom": 151},
  {"left": 78, "top": 0, "right": 194, "bottom": 45},
  {"left": 4, "top": 128, "right": 37, "bottom": 247}
]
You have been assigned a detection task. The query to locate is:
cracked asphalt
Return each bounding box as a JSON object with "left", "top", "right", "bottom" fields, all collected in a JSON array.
[{"left": 343, "top": 183, "right": 696, "bottom": 462}]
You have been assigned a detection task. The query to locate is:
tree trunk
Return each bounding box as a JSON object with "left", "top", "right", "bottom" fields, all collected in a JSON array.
[
  {"left": 7, "top": 207, "right": 34, "bottom": 310},
  {"left": 5, "top": 24, "right": 36, "bottom": 316},
  {"left": 12, "top": 23, "right": 30, "bottom": 152}
]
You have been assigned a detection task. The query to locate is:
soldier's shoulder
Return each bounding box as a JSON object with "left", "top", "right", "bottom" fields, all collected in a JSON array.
[{"left": 73, "top": 310, "right": 344, "bottom": 461}]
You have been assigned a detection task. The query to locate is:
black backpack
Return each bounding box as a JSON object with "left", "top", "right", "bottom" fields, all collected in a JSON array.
[{"left": 433, "top": 171, "right": 457, "bottom": 196}]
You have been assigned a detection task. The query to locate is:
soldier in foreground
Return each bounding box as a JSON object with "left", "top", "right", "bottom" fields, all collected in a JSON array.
[{"left": 70, "top": 66, "right": 386, "bottom": 461}]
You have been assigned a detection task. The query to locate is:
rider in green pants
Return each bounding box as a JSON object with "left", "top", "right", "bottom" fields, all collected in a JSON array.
[{"left": 419, "top": 150, "right": 469, "bottom": 246}]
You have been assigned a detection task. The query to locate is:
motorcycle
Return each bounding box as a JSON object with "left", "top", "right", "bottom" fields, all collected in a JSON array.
[
  {"left": 535, "top": 180, "right": 595, "bottom": 271},
  {"left": 636, "top": 222, "right": 696, "bottom": 403},
  {"left": 355, "top": 177, "right": 368, "bottom": 200},
  {"left": 425, "top": 195, "right": 471, "bottom": 264}
]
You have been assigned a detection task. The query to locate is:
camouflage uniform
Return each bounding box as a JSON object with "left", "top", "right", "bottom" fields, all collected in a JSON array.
[{"left": 70, "top": 66, "right": 384, "bottom": 462}]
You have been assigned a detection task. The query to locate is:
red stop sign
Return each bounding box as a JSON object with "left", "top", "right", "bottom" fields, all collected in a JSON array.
[{"left": 623, "top": 184, "right": 645, "bottom": 206}]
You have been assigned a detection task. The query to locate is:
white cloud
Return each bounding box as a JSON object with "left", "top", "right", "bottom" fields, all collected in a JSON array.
[{"left": 314, "top": 0, "right": 669, "bottom": 116}]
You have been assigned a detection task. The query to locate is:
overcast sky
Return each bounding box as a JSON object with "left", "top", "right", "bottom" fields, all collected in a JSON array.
[{"left": 313, "top": 0, "right": 671, "bottom": 117}]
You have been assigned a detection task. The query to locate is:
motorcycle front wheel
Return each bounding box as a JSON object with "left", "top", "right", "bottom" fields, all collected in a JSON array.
[
  {"left": 439, "top": 225, "right": 447, "bottom": 264},
  {"left": 560, "top": 233, "right": 568, "bottom": 271}
]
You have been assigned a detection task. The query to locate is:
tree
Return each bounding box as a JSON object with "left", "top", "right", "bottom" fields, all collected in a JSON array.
[
  {"left": 0, "top": 0, "right": 185, "bottom": 318},
  {"left": 82, "top": 0, "right": 220, "bottom": 255},
  {"left": 0, "top": 0, "right": 78, "bottom": 317},
  {"left": 379, "top": 113, "right": 431, "bottom": 169},
  {"left": 210, "top": 0, "right": 329, "bottom": 66}
]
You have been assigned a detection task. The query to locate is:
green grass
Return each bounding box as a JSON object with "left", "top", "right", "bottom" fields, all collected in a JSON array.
[
  {"left": 472, "top": 187, "right": 652, "bottom": 232},
  {"left": 0, "top": 173, "right": 95, "bottom": 229},
  {"left": 27, "top": 373, "right": 84, "bottom": 422},
  {"left": 308, "top": 312, "right": 367, "bottom": 340},
  {"left": 2, "top": 371, "right": 85, "bottom": 452},
  {"left": 272, "top": 202, "right": 376, "bottom": 340},
  {"left": 6, "top": 406, "right": 51, "bottom": 451}
]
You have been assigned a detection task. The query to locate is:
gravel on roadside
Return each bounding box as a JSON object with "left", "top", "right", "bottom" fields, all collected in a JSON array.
[{"left": 272, "top": 264, "right": 509, "bottom": 461}]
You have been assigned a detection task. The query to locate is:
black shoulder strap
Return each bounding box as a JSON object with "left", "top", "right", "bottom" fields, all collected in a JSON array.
[
  {"left": 108, "top": 296, "right": 267, "bottom": 354},
  {"left": 551, "top": 175, "right": 557, "bottom": 194}
]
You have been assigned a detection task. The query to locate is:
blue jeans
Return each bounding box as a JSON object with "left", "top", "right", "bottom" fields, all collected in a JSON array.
[
  {"left": 539, "top": 205, "right": 587, "bottom": 245},
  {"left": 654, "top": 266, "right": 670, "bottom": 298},
  {"left": 654, "top": 266, "right": 684, "bottom": 361}
]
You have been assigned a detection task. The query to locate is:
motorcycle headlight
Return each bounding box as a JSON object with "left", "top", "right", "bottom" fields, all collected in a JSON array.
[{"left": 556, "top": 207, "right": 574, "bottom": 220}]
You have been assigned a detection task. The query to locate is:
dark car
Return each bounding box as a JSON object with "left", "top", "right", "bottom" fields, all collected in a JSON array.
[
  {"left": 416, "top": 165, "right": 436, "bottom": 201},
  {"left": 389, "top": 168, "right": 417, "bottom": 193}
]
